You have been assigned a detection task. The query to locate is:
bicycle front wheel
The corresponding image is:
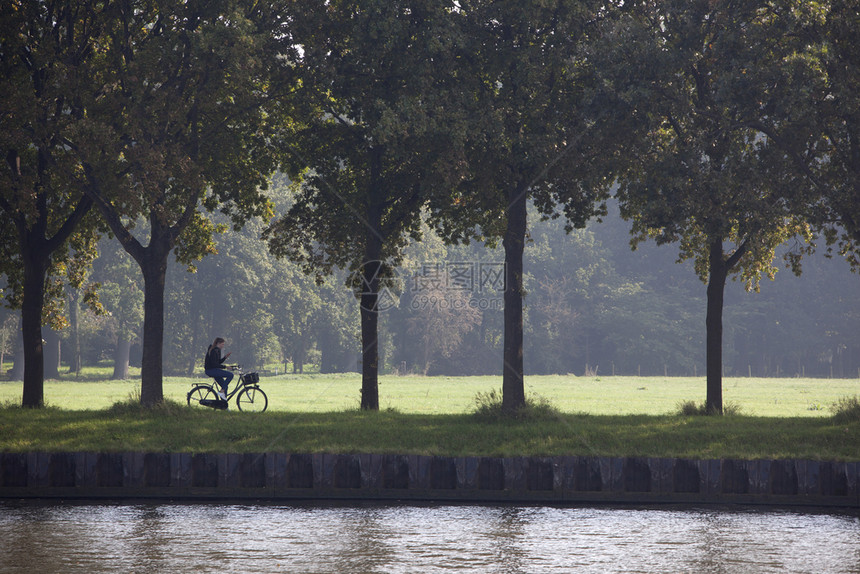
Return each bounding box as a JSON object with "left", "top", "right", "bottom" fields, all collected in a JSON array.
[
  {"left": 187, "top": 384, "right": 218, "bottom": 407},
  {"left": 236, "top": 386, "right": 268, "bottom": 412}
]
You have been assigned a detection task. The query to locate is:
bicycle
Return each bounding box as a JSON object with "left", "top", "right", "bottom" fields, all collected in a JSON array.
[{"left": 187, "top": 364, "right": 268, "bottom": 412}]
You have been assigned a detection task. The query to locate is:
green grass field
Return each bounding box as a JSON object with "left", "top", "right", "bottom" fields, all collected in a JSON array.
[
  {"left": 1, "top": 370, "right": 857, "bottom": 417},
  {"left": 1, "top": 370, "right": 858, "bottom": 460}
]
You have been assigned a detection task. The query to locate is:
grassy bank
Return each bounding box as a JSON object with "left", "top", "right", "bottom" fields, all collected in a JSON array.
[
  {"left": 0, "top": 404, "right": 857, "bottom": 461},
  {"left": 0, "top": 372, "right": 858, "bottom": 460},
  {"left": 1, "top": 371, "right": 858, "bottom": 416}
]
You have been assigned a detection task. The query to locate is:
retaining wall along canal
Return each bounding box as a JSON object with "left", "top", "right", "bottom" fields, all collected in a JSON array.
[{"left": 1, "top": 452, "right": 858, "bottom": 507}]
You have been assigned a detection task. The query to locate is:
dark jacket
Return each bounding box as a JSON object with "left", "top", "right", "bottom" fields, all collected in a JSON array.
[{"left": 204, "top": 345, "right": 226, "bottom": 371}]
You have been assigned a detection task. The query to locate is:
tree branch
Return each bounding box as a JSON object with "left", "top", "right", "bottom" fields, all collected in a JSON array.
[
  {"left": 169, "top": 186, "right": 204, "bottom": 245},
  {"left": 725, "top": 237, "right": 749, "bottom": 271},
  {"left": 43, "top": 193, "right": 93, "bottom": 255},
  {"left": 747, "top": 120, "right": 823, "bottom": 191},
  {"left": 81, "top": 162, "right": 145, "bottom": 263}
]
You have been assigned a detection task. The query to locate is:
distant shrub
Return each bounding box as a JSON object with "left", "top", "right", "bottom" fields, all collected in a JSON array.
[
  {"left": 675, "top": 400, "right": 742, "bottom": 416},
  {"left": 676, "top": 400, "right": 702, "bottom": 416},
  {"left": 831, "top": 395, "right": 860, "bottom": 424},
  {"left": 724, "top": 402, "right": 742, "bottom": 416},
  {"left": 107, "top": 390, "right": 185, "bottom": 416},
  {"left": 472, "top": 388, "right": 561, "bottom": 421}
]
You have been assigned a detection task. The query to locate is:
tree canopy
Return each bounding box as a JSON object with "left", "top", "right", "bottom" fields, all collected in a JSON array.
[
  {"left": 74, "top": 0, "right": 283, "bottom": 405},
  {"left": 265, "top": 0, "right": 471, "bottom": 409},
  {"left": 0, "top": 0, "right": 107, "bottom": 406},
  {"left": 762, "top": 1, "right": 860, "bottom": 269},
  {"left": 611, "top": 0, "right": 820, "bottom": 413},
  {"left": 427, "top": 0, "right": 635, "bottom": 411},
  {"left": 1, "top": 0, "right": 858, "bottom": 415}
]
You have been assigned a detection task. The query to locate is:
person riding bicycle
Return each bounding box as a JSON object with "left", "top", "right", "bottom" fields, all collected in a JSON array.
[{"left": 204, "top": 337, "right": 233, "bottom": 400}]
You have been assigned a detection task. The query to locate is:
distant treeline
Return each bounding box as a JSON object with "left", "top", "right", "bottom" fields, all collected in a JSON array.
[
  {"left": 4, "top": 195, "right": 855, "bottom": 380},
  {"left": 2, "top": 1, "right": 858, "bottom": 413}
]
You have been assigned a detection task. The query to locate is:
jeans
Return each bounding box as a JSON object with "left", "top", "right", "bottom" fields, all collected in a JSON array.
[{"left": 205, "top": 368, "right": 234, "bottom": 394}]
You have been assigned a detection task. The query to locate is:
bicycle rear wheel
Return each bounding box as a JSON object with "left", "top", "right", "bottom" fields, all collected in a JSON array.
[
  {"left": 236, "top": 386, "right": 268, "bottom": 412},
  {"left": 187, "top": 384, "right": 218, "bottom": 407}
]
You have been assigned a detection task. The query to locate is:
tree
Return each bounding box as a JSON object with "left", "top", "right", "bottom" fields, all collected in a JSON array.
[
  {"left": 405, "top": 284, "right": 482, "bottom": 374},
  {"left": 0, "top": 309, "right": 18, "bottom": 374},
  {"left": 64, "top": 229, "right": 104, "bottom": 375},
  {"left": 171, "top": 213, "right": 280, "bottom": 373},
  {"left": 1, "top": 1, "right": 104, "bottom": 406},
  {"left": 813, "top": 2, "right": 860, "bottom": 267},
  {"left": 385, "top": 217, "right": 485, "bottom": 375},
  {"left": 65, "top": 287, "right": 82, "bottom": 374},
  {"left": 761, "top": 1, "right": 860, "bottom": 270},
  {"left": 429, "top": 0, "right": 631, "bottom": 411},
  {"left": 75, "top": 1, "right": 282, "bottom": 405},
  {"left": 160, "top": 183, "right": 353, "bottom": 378},
  {"left": 90, "top": 237, "right": 143, "bottom": 379},
  {"left": 521, "top": 209, "right": 678, "bottom": 376},
  {"left": 267, "top": 260, "right": 326, "bottom": 375},
  {"left": 266, "top": 0, "right": 470, "bottom": 409},
  {"left": 615, "top": 0, "right": 811, "bottom": 413},
  {"left": 732, "top": 1, "right": 860, "bottom": 381}
]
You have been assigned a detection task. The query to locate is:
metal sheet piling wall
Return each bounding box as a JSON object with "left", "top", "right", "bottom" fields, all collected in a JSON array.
[{"left": 1, "top": 452, "right": 857, "bottom": 508}]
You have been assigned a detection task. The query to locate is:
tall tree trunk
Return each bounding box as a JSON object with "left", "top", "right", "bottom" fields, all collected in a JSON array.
[
  {"left": 186, "top": 346, "right": 198, "bottom": 377},
  {"left": 319, "top": 326, "right": 334, "bottom": 374},
  {"left": 7, "top": 142, "right": 92, "bottom": 405},
  {"left": 705, "top": 236, "right": 748, "bottom": 415},
  {"left": 186, "top": 293, "right": 202, "bottom": 376},
  {"left": 15, "top": 200, "right": 92, "bottom": 404},
  {"left": 112, "top": 337, "right": 131, "bottom": 380},
  {"left": 43, "top": 329, "right": 61, "bottom": 379},
  {"left": 20, "top": 252, "right": 48, "bottom": 407},
  {"left": 10, "top": 315, "right": 24, "bottom": 381},
  {"left": 502, "top": 184, "right": 527, "bottom": 412},
  {"left": 139, "top": 244, "right": 169, "bottom": 406},
  {"left": 705, "top": 238, "right": 728, "bottom": 415},
  {"left": 66, "top": 289, "right": 82, "bottom": 374},
  {"left": 359, "top": 255, "right": 382, "bottom": 411},
  {"left": 360, "top": 150, "right": 384, "bottom": 411},
  {"left": 82, "top": 168, "right": 193, "bottom": 407},
  {"left": 295, "top": 336, "right": 306, "bottom": 374}
]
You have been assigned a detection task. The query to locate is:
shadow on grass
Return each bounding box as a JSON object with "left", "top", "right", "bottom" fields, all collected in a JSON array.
[{"left": 1, "top": 399, "right": 858, "bottom": 460}]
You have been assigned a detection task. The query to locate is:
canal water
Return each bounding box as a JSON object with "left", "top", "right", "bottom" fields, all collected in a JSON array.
[{"left": 0, "top": 502, "right": 858, "bottom": 573}]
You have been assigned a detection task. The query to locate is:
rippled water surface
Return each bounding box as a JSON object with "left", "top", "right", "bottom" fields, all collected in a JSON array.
[{"left": 1, "top": 502, "right": 858, "bottom": 573}]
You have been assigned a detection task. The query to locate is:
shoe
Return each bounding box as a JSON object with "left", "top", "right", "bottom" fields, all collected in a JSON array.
[{"left": 218, "top": 391, "right": 227, "bottom": 400}]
